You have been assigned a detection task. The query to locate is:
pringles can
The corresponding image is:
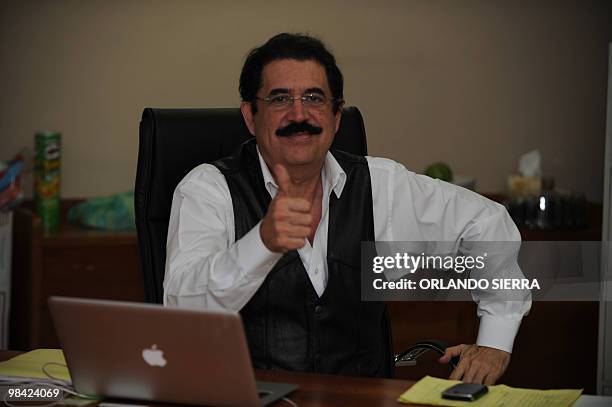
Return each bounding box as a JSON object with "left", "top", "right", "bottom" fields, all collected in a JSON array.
[{"left": 34, "top": 131, "right": 61, "bottom": 233}]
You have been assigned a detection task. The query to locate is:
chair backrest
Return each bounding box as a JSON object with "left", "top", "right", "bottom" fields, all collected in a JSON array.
[{"left": 135, "top": 107, "right": 368, "bottom": 303}]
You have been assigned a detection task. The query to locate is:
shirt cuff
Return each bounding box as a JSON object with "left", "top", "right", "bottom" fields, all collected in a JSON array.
[
  {"left": 476, "top": 315, "right": 522, "bottom": 353},
  {"left": 234, "top": 220, "right": 283, "bottom": 280}
]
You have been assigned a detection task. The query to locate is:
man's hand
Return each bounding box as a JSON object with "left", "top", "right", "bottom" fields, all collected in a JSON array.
[
  {"left": 260, "top": 165, "right": 312, "bottom": 253},
  {"left": 439, "top": 344, "right": 510, "bottom": 385}
]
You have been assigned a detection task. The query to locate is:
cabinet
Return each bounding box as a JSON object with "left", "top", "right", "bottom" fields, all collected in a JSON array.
[{"left": 9, "top": 200, "right": 144, "bottom": 350}]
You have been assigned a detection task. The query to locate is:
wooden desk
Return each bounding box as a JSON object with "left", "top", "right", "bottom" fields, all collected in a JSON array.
[
  {"left": 0, "top": 350, "right": 418, "bottom": 406},
  {"left": 256, "top": 369, "right": 415, "bottom": 406}
]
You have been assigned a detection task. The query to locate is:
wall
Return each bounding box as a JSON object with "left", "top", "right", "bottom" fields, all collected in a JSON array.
[{"left": 0, "top": 0, "right": 610, "bottom": 201}]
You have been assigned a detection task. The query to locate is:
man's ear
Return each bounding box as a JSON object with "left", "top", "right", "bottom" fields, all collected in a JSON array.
[
  {"left": 334, "top": 101, "right": 345, "bottom": 134},
  {"left": 240, "top": 101, "right": 256, "bottom": 136}
]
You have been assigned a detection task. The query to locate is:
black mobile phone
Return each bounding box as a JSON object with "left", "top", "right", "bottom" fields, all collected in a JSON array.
[{"left": 441, "top": 383, "right": 488, "bottom": 401}]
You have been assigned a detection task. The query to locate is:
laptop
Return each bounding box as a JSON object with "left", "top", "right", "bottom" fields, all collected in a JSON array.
[{"left": 48, "top": 296, "right": 297, "bottom": 406}]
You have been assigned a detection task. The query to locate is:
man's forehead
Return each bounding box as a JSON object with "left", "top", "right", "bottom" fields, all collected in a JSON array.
[{"left": 260, "top": 58, "right": 330, "bottom": 92}]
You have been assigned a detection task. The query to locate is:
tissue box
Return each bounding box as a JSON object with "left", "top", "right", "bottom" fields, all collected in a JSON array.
[{"left": 507, "top": 175, "right": 541, "bottom": 197}]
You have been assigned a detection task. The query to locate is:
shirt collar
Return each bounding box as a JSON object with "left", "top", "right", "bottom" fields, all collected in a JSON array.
[{"left": 256, "top": 145, "right": 347, "bottom": 199}]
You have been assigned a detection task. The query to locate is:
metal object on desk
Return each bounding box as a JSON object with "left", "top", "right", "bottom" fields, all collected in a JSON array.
[{"left": 395, "top": 340, "right": 460, "bottom": 368}]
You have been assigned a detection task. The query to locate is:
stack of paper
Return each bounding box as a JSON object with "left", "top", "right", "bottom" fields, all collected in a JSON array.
[
  {"left": 399, "top": 376, "right": 582, "bottom": 407},
  {"left": 0, "top": 349, "right": 71, "bottom": 383}
]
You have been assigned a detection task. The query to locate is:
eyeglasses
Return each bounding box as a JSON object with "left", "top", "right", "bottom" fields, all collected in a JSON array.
[{"left": 255, "top": 93, "right": 339, "bottom": 110}]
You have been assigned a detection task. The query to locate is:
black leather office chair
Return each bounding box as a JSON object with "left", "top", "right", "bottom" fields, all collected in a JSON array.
[
  {"left": 134, "top": 107, "right": 367, "bottom": 305},
  {"left": 134, "top": 107, "right": 458, "bottom": 371}
]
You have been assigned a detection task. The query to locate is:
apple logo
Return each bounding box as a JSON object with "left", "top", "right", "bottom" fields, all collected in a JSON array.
[{"left": 142, "top": 344, "right": 167, "bottom": 367}]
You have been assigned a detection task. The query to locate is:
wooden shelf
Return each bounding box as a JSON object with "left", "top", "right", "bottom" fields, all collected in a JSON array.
[{"left": 9, "top": 200, "right": 144, "bottom": 350}]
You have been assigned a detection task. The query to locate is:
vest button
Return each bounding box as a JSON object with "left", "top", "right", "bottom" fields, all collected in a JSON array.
[{"left": 314, "top": 305, "right": 323, "bottom": 313}]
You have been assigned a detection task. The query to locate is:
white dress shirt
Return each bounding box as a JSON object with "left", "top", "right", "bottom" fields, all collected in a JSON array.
[{"left": 164, "top": 148, "right": 531, "bottom": 353}]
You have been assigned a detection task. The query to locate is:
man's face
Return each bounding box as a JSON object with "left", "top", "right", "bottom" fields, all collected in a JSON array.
[{"left": 241, "top": 59, "right": 342, "bottom": 170}]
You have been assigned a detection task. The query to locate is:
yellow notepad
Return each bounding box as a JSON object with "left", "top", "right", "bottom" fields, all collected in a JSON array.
[
  {"left": 399, "top": 376, "right": 582, "bottom": 407},
  {"left": 0, "top": 349, "right": 71, "bottom": 383}
]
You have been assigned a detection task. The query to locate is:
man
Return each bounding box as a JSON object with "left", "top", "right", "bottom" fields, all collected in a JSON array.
[{"left": 164, "top": 33, "right": 531, "bottom": 384}]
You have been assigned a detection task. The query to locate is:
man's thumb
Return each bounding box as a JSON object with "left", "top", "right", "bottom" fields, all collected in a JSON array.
[
  {"left": 439, "top": 345, "right": 463, "bottom": 363},
  {"left": 274, "top": 164, "right": 292, "bottom": 195},
  {"left": 439, "top": 350, "right": 451, "bottom": 363}
]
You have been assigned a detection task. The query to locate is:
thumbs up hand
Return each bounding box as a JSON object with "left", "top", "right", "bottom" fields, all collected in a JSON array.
[{"left": 260, "top": 165, "right": 312, "bottom": 253}]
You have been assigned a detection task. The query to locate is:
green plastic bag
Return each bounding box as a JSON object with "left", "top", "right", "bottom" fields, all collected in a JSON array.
[{"left": 68, "top": 191, "right": 135, "bottom": 231}]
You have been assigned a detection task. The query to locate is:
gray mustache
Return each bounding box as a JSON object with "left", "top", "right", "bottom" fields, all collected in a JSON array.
[{"left": 276, "top": 121, "right": 323, "bottom": 137}]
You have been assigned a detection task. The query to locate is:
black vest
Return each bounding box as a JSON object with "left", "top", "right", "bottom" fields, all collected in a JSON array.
[{"left": 212, "top": 139, "right": 393, "bottom": 378}]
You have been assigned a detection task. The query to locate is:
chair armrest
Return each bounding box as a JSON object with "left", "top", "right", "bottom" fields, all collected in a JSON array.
[{"left": 395, "top": 340, "right": 460, "bottom": 368}]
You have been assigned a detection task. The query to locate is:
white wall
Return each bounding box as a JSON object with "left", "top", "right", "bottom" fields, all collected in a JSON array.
[{"left": 0, "top": 0, "right": 610, "bottom": 201}]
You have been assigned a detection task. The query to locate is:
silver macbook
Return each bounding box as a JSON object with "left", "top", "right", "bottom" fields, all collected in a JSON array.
[{"left": 48, "top": 296, "right": 297, "bottom": 406}]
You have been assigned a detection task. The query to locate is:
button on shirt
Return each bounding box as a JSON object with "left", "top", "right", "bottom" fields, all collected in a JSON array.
[{"left": 164, "top": 148, "right": 531, "bottom": 353}]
